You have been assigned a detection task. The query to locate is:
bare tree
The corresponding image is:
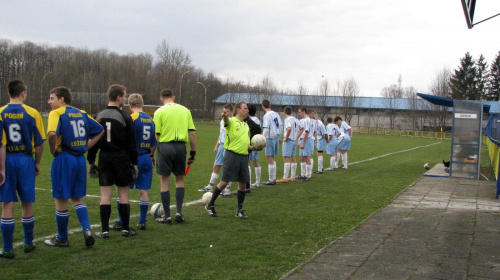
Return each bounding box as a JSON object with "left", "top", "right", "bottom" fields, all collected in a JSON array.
[
  {"left": 429, "top": 68, "right": 453, "bottom": 129},
  {"left": 339, "top": 78, "right": 360, "bottom": 123}
]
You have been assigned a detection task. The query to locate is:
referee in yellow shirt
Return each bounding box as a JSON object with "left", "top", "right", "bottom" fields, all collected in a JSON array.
[
  {"left": 153, "top": 89, "right": 196, "bottom": 224},
  {"left": 205, "top": 101, "right": 261, "bottom": 219}
]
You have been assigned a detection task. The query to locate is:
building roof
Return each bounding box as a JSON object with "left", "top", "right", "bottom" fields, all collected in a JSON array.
[{"left": 213, "top": 92, "right": 500, "bottom": 114}]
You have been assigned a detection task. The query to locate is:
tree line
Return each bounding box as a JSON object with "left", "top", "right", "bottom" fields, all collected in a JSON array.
[{"left": 1, "top": 38, "right": 498, "bottom": 123}]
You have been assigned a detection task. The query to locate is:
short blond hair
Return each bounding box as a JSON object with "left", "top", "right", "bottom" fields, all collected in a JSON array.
[{"left": 128, "top": 93, "right": 144, "bottom": 108}]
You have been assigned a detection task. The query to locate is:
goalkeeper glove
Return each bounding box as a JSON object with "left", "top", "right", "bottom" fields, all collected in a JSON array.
[{"left": 88, "top": 164, "right": 98, "bottom": 179}]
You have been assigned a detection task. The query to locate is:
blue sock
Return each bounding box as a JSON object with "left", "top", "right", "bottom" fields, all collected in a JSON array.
[
  {"left": 1, "top": 218, "right": 15, "bottom": 252},
  {"left": 21, "top": 216, "right": 35, "bottom": 245},
  {"left": 74, "top": 203, "right": 91, "bottom": 233},
  {"left": 139, "top": 200, "right": 149, "bottom": 224},
  {"left": 116, "top": 198, "right": 122, "bottom": 224},
  {"left": 56, "top": 210, "right": 69, "bottom": 241}
]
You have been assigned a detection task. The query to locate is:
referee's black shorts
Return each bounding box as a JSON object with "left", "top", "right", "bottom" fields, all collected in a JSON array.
[
  {"left": 221, "top": 150, "right": 250, "bottom": 183},
  {"left": 156, "top": 142, "right": 186, "bottom": 176}
]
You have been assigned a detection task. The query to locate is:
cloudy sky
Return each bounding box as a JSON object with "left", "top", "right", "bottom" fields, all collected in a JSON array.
[{"left": 1, "top": 1, "right": 499, "bottom": 96}]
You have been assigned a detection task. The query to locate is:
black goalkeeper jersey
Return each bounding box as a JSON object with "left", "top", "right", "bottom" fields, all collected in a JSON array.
[{"left": 87, "top": 106, "right": 138, "bottom": 165}]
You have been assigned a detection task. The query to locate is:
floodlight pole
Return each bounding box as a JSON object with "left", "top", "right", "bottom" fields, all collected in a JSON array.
[
  {"left": 197, "top": 82, "right": 207, "bottom": 111},
  {"left": 179, "top": 70, "right": 190, "bottom": 104},
  {"left": 40, "top": 71, "right": 52, "bottom": 112}
]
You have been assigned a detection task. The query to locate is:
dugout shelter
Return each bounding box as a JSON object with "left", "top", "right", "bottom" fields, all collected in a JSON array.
[{"left": 417, "top": 93, "right": 489, "bottom": 181}]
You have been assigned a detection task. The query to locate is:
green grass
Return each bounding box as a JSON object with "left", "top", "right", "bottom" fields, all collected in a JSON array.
[{"left": 2, "top": 121, "right": 489, "bottom": 279}]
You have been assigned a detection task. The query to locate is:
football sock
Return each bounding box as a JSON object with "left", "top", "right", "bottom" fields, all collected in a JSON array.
[
  {"left": 300, "top": 162, "right": 306, "bottom": 176},
  {"left": 55, "top": 210, "right": 69, "bottom": 241},
  {"left": 291, "top": 163, "right": 297, "bottom": 178},
  {"left": 21, "top": 216, "right": 35, "bottom": 245},
  {"left": 246, "top": 182, "right": 251, "bottom": 190},
  {"left": 237, "top": 190, "right": 246, "bottom": 212},
  {"left": 160, "top": 191, "right": 171, "bottom": 218},
  {"left": 268, "top": 164, "right": 275, "bottom": 181},
  {"left": 100, "top": 204, "right": 112, "bottom": 232},
  {"left": 210, "top": 186, "right": 223, "bottom": 206},
  {"left": 284, "top": 162, "right": 290, "bottom": 179},
  {"left": 330, "top": 157, "right": 335, "bottom": 168},
  {"left": 255, "top": 166, "right": 261, "bottom": 183},
  {"left": 116, "top": 198, "right": 122, "bottom": 224},
  {"left": 175, "top": 187, "right": 185, "bottom": 214},
  {"left": 342, "top": 153, "right": 348, "bottom": 167},
  {"left": 307, "top": 164, "right": 312, "bottom": 177},
  {"left": 139, "top": 200, "right": 149, "bottom": 224},
  {"left": 74, "top": 203, "right": 91, "bottom": 233},
  {"left": 1, "top": 218, "right": 15, "bottom": 251},
  {"left": 310, "top": 158, "right": 314, "bottom": 172},
  {"left": 227, "top": 182, "right": 232, "bottom": 189},
  {"left": 318, "top": 156, "right": 323, "bottom": 171},
  {"left": 248, "top": 166, "right": 252, "bottom": 185},
  {"left": 337, "top": 153, "right": 341, "bottom": 166},
  {"left": 118, "top": 204, "right": 131, "bottom": 231},
  {"left": 209, "top": 172, "right": 219, "bottom": 186}
]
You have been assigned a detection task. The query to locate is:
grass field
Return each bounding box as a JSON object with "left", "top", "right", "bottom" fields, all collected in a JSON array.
[{"left": 0, "top": 120, "right": 493, "bottom": 279}]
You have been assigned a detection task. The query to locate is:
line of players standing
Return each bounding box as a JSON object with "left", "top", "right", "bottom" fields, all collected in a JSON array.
[{"left": 199, "top": 99, "right": 353, "bottom": 194}]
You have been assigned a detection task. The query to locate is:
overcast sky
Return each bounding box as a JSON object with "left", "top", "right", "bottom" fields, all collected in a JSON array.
[{"left": 1, "top": 1, "right": 499, "bottom": 96}]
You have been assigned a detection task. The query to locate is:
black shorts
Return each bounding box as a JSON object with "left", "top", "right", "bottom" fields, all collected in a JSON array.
[
  {"left": 221, "top": 150, "right": 250, "bottom": 183},
  {"left": 98, "top": 151, "right": 134, "bottom": 187},
  {"left": 156, "top": 142, "right": 186, "bottom": 176}
]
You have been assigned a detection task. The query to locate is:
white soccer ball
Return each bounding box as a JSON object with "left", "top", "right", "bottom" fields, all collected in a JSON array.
[
  {"left": 150, "top": 203, "right": 164, "bottom": 218},
  {"left": 251, "top": 134, "right": 266, "bottom": 150},
  {"left": 202, "top": 192, "right": 213, "bottom": 205},
  {"left": 424, "top": 163, "right": 430, "bottom": 170}
]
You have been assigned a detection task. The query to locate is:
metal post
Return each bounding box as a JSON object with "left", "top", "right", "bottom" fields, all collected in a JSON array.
[{"left": 197, "top": 82, "right": 207, "bottom": 111}]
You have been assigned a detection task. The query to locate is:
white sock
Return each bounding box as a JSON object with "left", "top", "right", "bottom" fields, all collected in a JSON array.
[
  {"left": 342, "top": 153, "right": 348, "bottom": 167},
  {"left": 227, "top": 182, "right": 232, "bottom": 189},
  {"left": 330, "top": 157, "right": 335, "bottom": 168},
  {"left": 255, "top": 166, "right": 261, "bottom": 183},
  {"left": 311, "top": 158, "right": 314, "bottom": 171},
  {"left": 318, "top": 156, "right": 323, "bottom": 172},
  {"left": 307, "top": 164, "right": 312, "bottom": 177},
  {"left": 269, "top": 164, "right": 275, "bottom": 181},
  {"left": 248, "top": 166, "right": 252, "bottom": 185},
  {"left": 291, "top": 163, "right": 297, "bottom": 178},
  {"left": 209, "top": 172, "right": 219, "bottom": 185},
  {"left": 336, "top": 153, "right": 341, "bottom": 167},
  {"left": 284, "top": 163, "right": 290, "bottom": 179},
  {"left": 300, "top": 162, "right": 306, "bottom": 176}
]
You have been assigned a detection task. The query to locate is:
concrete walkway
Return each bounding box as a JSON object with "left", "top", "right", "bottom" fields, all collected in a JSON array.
[{"left": 282, "top": 177, "right": 500, "bottom": 280}]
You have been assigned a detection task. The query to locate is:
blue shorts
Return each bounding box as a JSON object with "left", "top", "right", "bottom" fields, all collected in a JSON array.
[
  {"left": 248, "top": 150, "right": 259, "bottom": 161},
  {"left": 214, "top": 145, "right": 225, "bottom": 166},
  {"left": 299, "top": 138, "right": 313, "bottom": 157},
  {"left": 131, "top": 153, "right": 153, "bottom": 190},
  {"left": 0, "top": 153, "right": 36, "bottom": 203},
  {"left": 265, "top": 137, "right": 279, "bottom": 157},
  {"left": 51, "top": 152, "right": 87, "bottom": 199},
  {"left": 338, "top": 135, "right": 351, "bottom": 151},
  {"left": 326, "top": 139, "right": 338, "bottom": 155},
  {"left": 307, "top": 138, "right": 314, "bottom": 155},
  {"left": 282, "top": 139, "right": 296, "bottom": 157},
  {"left": 317, "top": 138, "right": 327, "bottom": 152}
]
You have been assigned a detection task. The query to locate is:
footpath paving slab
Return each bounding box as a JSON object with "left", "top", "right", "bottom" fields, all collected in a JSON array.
[{"left": 282, "top": 177, "right": 500, "bottom": 280}]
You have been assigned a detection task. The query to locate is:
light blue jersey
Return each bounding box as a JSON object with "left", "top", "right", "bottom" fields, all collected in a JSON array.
[
  {"left": 262, "top": 110, "right": 282, "bottom": 139},
  {"left": 284, "top": 116, "right": 300, "bottom": 141}
]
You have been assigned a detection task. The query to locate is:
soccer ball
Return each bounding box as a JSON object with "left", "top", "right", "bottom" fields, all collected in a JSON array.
[
  {"left": 251, "top": 134, "right": 266, "bottom": 150},
  {"left": 202, "top": 192, "right": 213, "bottom": 205},
  {"left": 424, "top": 163, "right": 430, "bottom": 170},
  {"left": 150, "top": 203, "right": 164, "bottom": 218}
]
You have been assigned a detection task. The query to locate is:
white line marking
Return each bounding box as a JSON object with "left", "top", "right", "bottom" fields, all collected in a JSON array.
[
  {"left": 22, "top": 142, "right": 439, "bottom": 248},
  {"left": 349, "top": 142, "right": 441, "bottom": 166}
]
